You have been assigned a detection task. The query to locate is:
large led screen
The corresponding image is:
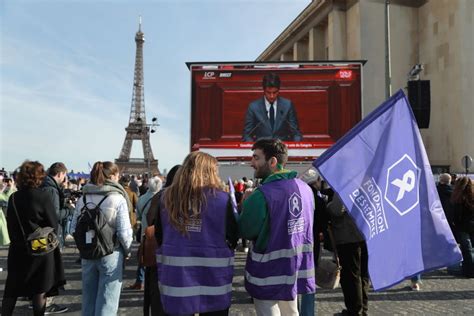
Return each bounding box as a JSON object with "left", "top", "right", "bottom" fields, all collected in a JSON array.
[{"left": 188, "top": 62, "right": 363, "bottom": 160}]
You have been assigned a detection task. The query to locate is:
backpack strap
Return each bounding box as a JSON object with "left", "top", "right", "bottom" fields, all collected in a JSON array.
[
  {"left": 10, "top": 194, "right": 29, "bottom": 248},
  {"left": 139, "top": 197, "right": 154, "bottom": 216},
  {"left": 82, "top": 193, "right": 117, "bottom": 253},
  {"left": 96, "top": 194, "right": 110, "bottom": 207},
  {"left": 82, "top": 193, "right": 111, "bottom": 209}
]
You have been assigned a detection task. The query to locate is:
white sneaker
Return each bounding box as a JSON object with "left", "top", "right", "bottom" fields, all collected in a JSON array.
[
  {"left": 410, "top": 283, "right": 420, "bottom": 291},
  {"left": 243, "top": 247, "right": 249, "bottom": 253},
  {"left": 65, "top": 234, "right": 74, "bottom": 242}
]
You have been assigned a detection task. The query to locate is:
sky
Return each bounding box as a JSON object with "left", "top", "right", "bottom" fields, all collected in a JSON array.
[{"left": 0, "top": 0, "right": 311, "bottom": 174}]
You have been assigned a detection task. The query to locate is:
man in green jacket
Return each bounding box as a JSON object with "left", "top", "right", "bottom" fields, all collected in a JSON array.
[
  {"left": 239, "top": 140, "right": 298, "bottom": 253},
  {"left": 239, "top": 138, "right": 315, "bottom": 315}
]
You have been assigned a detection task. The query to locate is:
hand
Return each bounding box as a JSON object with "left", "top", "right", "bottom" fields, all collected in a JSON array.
[{"left": 242, "top": 188, "right": 254, "bottom": 202}]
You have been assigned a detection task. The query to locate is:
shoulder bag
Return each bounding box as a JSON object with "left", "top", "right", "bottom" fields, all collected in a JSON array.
[
  {"left": 315, "top": 225, "right": 341, "bottom": 289},
  {"left": 11, "top": 194, "right": 59, "bottom": 256},
  {"left": 137, "top": 197, "right": 158, "bottom": 267}
]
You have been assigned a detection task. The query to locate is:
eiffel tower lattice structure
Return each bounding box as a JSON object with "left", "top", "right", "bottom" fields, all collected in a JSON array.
[{"left": 115, "top": 18, "right": 159, "bottom": 175}]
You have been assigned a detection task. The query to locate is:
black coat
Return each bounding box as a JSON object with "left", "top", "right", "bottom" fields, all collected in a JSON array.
[
  {"left": 437, "top": 184, "right": 454, "bottom": 221},
  {"left": 454, "top": 202, "right": 474, "bottom": 233},
  {"left": 4, "top": 188, "right": 66, "bottom": 297}
]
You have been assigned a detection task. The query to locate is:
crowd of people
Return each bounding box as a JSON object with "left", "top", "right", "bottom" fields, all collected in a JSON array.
[{"left": 0, "top": 139, "right": 473, "bottom": 316}]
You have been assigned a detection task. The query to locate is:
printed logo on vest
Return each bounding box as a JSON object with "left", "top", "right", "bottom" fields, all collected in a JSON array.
[
  {"left": 288, "top": 192, "right": 304, "bottom": 234},
  {"left": 288, "top": 192, "right": 302, "bottom": 217},
  {"left": 384, "top": 154, "right": 421, "bottom": 216},
  {"left": 185, "top": 216, "right": 202, "bottom": 233}
]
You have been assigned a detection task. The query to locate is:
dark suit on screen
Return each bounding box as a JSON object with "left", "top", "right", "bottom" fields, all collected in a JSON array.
[{"left": 242, "top": 96, "right": 302, "bottom": 142}]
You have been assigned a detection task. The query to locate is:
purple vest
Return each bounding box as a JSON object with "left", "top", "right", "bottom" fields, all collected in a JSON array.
[
  {"left": 245, "top": 178, "right": 315, "bottom": 300},
  {"left": 156, "top": 190, "right": 234, "bottom": 314}
]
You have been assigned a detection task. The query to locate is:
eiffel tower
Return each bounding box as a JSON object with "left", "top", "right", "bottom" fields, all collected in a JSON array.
[{"left": 115, "top": 17, "right": 159, "bottom": 175}]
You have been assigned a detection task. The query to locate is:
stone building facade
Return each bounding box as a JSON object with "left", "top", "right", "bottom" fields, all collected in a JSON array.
[{"left": 257, "top": 0, "right": 473, "bottom": 173}]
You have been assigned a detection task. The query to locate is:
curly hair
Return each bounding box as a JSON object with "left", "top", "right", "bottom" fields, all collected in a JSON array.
[
  {"left": 16, "top": 160, "right": 45, "bottom": 189},
  {"left": 451, "top": 176, "right": 474, "bottom": 209}
]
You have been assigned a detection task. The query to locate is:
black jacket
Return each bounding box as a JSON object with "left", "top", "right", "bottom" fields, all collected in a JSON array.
[
  {"left": 5, "top": 189, "right": 66, "bottom": 297},
  {"left": 437, "top": 183, "right": 454, "bottom": 228},
  {"left": 41, "top": 175, "right": 67, "bottom": 222}
]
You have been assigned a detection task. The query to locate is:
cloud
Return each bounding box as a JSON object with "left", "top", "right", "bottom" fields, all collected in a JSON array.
[
  {"left": 1, "top": 82, "right": 122, "bottom": 169},
  {"left": 0, "top": 20, "right": 189, "bottom": 172},
  {"left": 1, "top": 0, "right": 311, "bottom": 173}
]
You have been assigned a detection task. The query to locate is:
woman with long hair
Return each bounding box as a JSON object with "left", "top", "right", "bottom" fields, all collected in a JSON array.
[
  {"left": 451, "top": 176, "right": 474, "bottom": 278},
  {"left": 70, "top": 161, "right": 133, "bottom": 315},
  {"left": 1, "top": 161, "right": 66, "bottom": 316},
  {"left": 140, "top": 165, "right": 181, "bottom": 316},
  {"left": 156, "top": 152, "right": 238, "bottom": 315}
]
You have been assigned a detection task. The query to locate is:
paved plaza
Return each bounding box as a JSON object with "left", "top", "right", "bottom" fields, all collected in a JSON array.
[{"left": 1, "top": 243, "right": 473, "bottom": 315}]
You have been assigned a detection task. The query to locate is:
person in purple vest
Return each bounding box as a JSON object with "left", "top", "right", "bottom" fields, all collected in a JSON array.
[
  {"left": 239, "top": 139, "right": 316, "bottom": 316},
  {"left": 155, "top": 151, "right": 238, "bottom": 315}
]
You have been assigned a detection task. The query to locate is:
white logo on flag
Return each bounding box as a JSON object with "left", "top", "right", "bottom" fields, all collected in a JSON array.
[
  {"left": 384, "top": 154, "right": 421, "bottom": 216},
  {"left": 391, "top": 170, "right": 416, "bottom": 201},
  {"left": 350, "top": 178, "right": 389, "bottom": 239}
]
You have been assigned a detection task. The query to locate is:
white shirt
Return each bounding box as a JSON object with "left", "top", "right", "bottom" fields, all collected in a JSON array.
[{"left": 264, "top": 98, "right": 278, "bottom": 119}]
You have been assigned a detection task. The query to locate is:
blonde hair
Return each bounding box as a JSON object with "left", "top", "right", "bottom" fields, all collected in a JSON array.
[{"left": 164, "top": 151, "right": 221, "bottom": 234}]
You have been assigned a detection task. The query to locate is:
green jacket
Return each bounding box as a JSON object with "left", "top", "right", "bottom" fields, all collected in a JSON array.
[
  {"left": 0, "top": 186, "right": 16, "bottom": 211},
  {"left": 238, "top": 169, "right": 298, "bottom": 252}
]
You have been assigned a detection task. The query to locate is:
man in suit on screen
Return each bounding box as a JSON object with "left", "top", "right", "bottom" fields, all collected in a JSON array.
[{"left": 242, "top": 73, "right": 302, "bottom": 142}]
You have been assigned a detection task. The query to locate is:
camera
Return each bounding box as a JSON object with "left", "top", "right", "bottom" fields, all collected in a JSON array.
[{"left": 64, "top": 190, "right": 82, "bottom": 204}]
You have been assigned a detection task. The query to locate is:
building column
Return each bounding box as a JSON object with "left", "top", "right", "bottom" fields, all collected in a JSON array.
[
  {"left": 309, "top": 26, "right": 326, "bottom": 60},
  {"left": 293, "top": 40, "right": 309, "bottom": 60},
  {"left": 280, "top": 51, "right": 294, "bottom": 61},
  {"left": 328, "top": 9, "right": 347, "bottom": 59}
]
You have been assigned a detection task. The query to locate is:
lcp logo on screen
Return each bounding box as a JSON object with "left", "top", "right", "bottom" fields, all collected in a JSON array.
[{"left": 384, "top": 154, "right": 421, "bottom": 216}]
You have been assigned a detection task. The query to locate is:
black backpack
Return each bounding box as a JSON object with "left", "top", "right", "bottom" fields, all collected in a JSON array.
[{"left": 73, "top": 194, "right": 117, "bottom": 259}]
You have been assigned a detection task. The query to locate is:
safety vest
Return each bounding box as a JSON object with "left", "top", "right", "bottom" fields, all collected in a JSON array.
[
  {"left": 245, "top": 178, "right": 315, "bottom": 300},
  {"left": 157, "top": 190, "right": 234, "bottom": 314}
]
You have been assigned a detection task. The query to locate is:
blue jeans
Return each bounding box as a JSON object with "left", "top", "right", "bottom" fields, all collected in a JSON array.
[
  {"left": 82, "top": 249, "right": 124, "bottom": 316},
  {"left": 135, "top": 265, "right": 145, "bottom": 284},
  {"left": 458, "top": 231, "right": 474, "bottom": 277},
  {"left": 410, "top": 274, "right": 421, "bottom": 283},
  {"left": 299, "top": 293, "right": 316, "bottom": 316}
]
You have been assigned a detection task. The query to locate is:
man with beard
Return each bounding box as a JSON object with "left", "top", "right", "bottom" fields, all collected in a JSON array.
[
  {"left": 239, "top": 139, "right": 315, "bottom": 315},
  {"left": 40, "top": 162, "right": 69, "bottom": 314}
]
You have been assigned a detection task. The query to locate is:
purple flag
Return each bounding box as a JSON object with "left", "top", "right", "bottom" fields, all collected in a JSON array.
[
  {"left": 313, "top": 90, "right": 462, "bottom": 290},
  {"left": 228, "top": 177, "right": 239, "bottom": 220}
]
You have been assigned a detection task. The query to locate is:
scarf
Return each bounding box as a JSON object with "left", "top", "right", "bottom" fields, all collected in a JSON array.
[{"left": 82, "top": 180, "right": 132, "bottom": 212}]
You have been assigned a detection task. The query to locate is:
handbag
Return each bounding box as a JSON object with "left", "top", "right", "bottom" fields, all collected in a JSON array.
[
  {"left": 138, "top": 197, "right": 158, "bottom": 267},
  {"left": 11, "top": 194, "right": 59, "bottom": 256},
  {"left": 315, "top": 225, "right": 341, "bottom": 289},
  {"left": 138, "top": 225, "right": 158, "bottom": 267}
]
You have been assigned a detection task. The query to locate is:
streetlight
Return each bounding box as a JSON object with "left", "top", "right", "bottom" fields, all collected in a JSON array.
[{"left": 150, "top": 117, "right": 158, "bottom": 133}]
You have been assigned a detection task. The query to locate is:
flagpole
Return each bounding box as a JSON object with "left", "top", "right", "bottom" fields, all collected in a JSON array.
[{"left": 385, "top": 0, "right": 392, "bottom": 99}]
